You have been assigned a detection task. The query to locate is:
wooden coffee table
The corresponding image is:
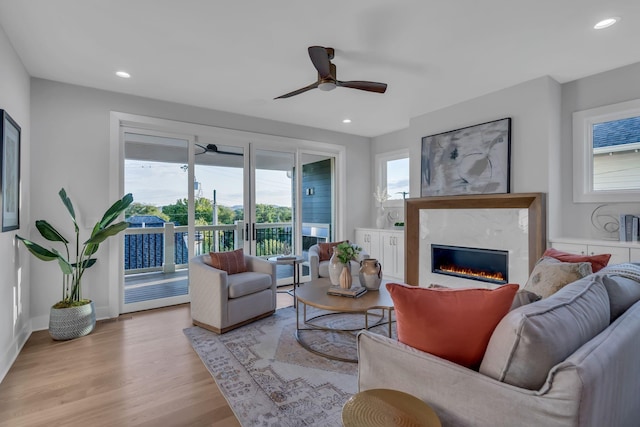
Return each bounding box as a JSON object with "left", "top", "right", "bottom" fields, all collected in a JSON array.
[
  {"left": 342, "top": 389, "right": 441, "bottom": 427},
  {"left": 295, "top": 278, "right": 394, "bottom": 362}
]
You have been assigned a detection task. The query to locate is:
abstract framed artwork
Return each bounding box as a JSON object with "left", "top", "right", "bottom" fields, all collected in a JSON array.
[
  {"left": 421, "top": 117, "right": 511, "bottom": 197},
  {"left": 1, "top": 110, "right": 21, "bottom": 232}
]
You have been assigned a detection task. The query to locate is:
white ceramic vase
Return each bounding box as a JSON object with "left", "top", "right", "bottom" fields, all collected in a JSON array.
[
  {"left": 328, "top": 250, "right": 343, "bottom": 286},
  {"left": 376, "top": 206, "right": 386, "bottom": 229}
]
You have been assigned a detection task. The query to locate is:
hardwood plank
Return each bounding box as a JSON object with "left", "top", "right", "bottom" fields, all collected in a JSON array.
[{"left": 0, "top": 292, "right": 295, "bottom": 426}]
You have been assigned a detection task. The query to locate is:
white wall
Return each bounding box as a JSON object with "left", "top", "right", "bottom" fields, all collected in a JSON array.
[
  {"left": 559, "top": 62, "right": 640, "bottom": 238},
  {"left": 0, "top": 24, "right": 31, "bottom": 381},
  {"left": 371, "top": 76, "right": 561, "bottom": 233},
  {"left": 29, "top": 79, "right": 371, "bottom": 329}
]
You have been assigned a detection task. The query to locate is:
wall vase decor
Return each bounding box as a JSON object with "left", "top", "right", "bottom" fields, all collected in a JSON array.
[{"left": 421, "top": 117, "right": 511, "bottom": 197}]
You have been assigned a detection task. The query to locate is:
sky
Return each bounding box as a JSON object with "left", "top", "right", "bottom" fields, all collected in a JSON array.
[
  {"left": 125, "top": 157, "right": 410, "bottom": 207},
  {"left": 125, "top": 160, "right": 293, "bottom": 207}
]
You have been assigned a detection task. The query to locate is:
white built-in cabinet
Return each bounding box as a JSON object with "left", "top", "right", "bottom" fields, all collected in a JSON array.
[
  {"left": 355, "top": 228, "right": 405, "bottom": 280},
  {"left": 549, "top": 238, "right": 640, "bottom": 265}
]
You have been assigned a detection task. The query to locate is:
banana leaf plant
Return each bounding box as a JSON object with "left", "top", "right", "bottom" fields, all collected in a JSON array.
[{"left": 16, "top": 188, "right": 133, "bottom": 308}]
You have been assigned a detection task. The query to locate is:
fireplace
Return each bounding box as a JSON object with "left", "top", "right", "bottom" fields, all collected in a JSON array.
[{"left": 431, "top": 244, "right": 508, "bottom": 285}]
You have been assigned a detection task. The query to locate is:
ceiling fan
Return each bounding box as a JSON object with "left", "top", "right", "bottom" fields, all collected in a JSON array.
[
  {"left": 274, "top": 46, "right": 388, "bottom": 99},
  {"left": 195, "top": 144, "right": 243, "bottom": 156}
]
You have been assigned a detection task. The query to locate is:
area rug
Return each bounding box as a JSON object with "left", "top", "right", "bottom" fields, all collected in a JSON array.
[{"left": 184, "top": 306, "right": 394, "bottom": 426}]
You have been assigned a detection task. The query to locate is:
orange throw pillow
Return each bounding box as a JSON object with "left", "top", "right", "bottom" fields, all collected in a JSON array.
[
  {"left": 209, "top": 248, "right": 247, "bottom": 275},
  {"left": 317, "top": 240, "right": 347, "bottom": 262},
  {"left": 387, "top": 282, "right": 519, "bottom": 369},
  {"left": 543, "top": 248, "right": 610, "bottom": 273}
]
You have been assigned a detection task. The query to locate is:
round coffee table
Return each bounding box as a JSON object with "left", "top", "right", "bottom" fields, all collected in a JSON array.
[
  {"left": 295, "top": 278, "right": 394, "bottom": 362},
  {"left": 342, "top": 388, "right": 441, "bottom": 427}
]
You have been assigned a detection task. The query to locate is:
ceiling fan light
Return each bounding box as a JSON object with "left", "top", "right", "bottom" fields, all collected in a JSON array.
[{"left": 318, "top": 82, "right": 336, "bottom": 91}]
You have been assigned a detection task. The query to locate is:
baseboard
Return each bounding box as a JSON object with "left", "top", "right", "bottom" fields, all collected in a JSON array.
[
  {"left": 30, "top": 313, "right": 49, "bottom": 332},
  {"left": 0, "top": 321, "right": 32, "bottom": 383}
]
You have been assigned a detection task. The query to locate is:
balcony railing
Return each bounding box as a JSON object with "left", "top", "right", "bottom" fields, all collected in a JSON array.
[{"left": 123, "top": 221, "right": 325, "bottom": 275}]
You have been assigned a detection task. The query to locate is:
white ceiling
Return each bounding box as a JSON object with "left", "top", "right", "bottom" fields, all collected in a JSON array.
[{"left": 1, "top": 0, "right": 639, "bottom": 138}]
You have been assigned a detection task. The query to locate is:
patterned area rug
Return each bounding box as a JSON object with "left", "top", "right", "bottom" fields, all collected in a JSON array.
[{"left": 184, "top": 306, "right": 394, "bottom": 426}]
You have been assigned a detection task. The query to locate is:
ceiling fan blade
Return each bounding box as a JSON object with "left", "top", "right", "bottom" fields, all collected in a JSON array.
[
  {"left": 308, "top": 46, "right": 332, "bottom": 78},
  {"left": 196, "top": 143, "right": 243, "bottom": 156},
  {"left": 337, "top": 80, "right": 387, "bottom": 94},
  {"left": 216, "top": 149, "right": 243, "bottom": 157},
  {"left": 274, "top": 82, "right": 319, "bottom": 99}
]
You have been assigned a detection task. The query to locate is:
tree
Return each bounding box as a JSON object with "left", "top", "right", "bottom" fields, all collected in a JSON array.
[
  {"left": 162, "top": 199, "right": 188, "bottom": 225},
  {"left": 217, "top": 205, "right": 236, "bottom": 224},
  {"left": 125, "top": 203, "right": 169, "bottom": 221}
]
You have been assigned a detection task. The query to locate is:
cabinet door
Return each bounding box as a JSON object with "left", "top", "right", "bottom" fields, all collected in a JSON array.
[
  {"left": 588, "top": 245, "right": 630, "bottom": 265},
  {"left": 380, "top": 232, "right": 397, "bottom": 279},
  {"left": 355, "top": 229, "right": 370, "bottom": 254},
  {"left": 551, "top": 242, "right": 587, "bottom": 255},
  {"left": 630, "top": 248, "right": 640, "bottom": 263},
  {"left": 380, "top": 231, "right": 404, "bottom": 280},
  {"left": 355, "top": 229, "right": 381, "bottom": 260},
  {"left": 395, "top": 232, "right": 405, "bottom": 281}
]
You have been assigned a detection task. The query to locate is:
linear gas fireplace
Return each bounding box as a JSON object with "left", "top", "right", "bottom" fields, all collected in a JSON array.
[{"left": 431, "top": 244, "right": 508, "bottom": 285}]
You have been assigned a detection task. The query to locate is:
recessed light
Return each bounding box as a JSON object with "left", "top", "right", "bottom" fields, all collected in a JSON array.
[
  {"left": 116, "top": 71, "right": 131, "bottom": 78},
  {"left": 594, "top": 17, "right": 620, "bottom": 30},
  {"left": 342, "top": 119, "right": 352, "bottom": 124}
]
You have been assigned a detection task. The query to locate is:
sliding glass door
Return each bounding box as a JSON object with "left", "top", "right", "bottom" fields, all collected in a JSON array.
[
  {"left": 119, "top": 121, "right": 340, "bottom": 312},
  {"left": 122, "top": 130, "right": 192, "bottom": 312},
  {"left": 251, "top": 149, "right": 296, "bottom": 285}
]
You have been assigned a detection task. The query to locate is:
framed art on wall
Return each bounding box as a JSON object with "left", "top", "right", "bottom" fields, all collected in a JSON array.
[
  {"left": 421, "top": 117, "right": 511, "bottom": 197},
  {"left": 1, "top": 110, "right": 21, "bottom": 232}
]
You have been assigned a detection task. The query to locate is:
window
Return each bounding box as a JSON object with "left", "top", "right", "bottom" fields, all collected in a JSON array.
[
  {"left": 376, "top": 149, "right": 410, "bottom": 205},
  {"left": 573, "top": 99, "right": 640, "bottom": 202}
]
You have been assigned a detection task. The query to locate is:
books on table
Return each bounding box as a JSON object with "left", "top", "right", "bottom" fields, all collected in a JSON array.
[{"left": 327, "top": 285, "right": 367, "bottom": 298}]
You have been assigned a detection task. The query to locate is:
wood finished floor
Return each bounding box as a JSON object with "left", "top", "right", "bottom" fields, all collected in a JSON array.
[{"left": 0, "top": 291, "right": 295, "bottom": 427}]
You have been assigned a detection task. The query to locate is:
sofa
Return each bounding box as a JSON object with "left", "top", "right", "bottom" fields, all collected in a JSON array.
[
  {"left": 357, "top": 265, "right": 640, "bottom": 427},
  {"left": 189, "top": 253, "right": 277, "bottom": 334}
]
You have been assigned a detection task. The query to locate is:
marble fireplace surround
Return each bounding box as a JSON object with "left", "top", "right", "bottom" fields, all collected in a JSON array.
[{"left": 405, "top": 193, "right": 546, "bottom": 288}]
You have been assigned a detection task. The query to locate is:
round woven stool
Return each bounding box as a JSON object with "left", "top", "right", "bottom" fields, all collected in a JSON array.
[{"left": 342, "top": 388, "right": 441, "bottom": 427}]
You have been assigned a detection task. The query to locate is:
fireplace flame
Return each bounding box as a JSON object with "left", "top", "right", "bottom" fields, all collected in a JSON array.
[{"left": 439, "top": 264, "right": 505, "bottom": 282}]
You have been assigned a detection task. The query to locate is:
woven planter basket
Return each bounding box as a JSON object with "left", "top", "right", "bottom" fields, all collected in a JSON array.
[{"left": 49, "top": 301, "right": 96, "bottom": 341}]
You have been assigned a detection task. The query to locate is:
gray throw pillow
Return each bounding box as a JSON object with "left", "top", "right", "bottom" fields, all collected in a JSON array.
[
  {"left": 523, "top": 256, "right": 592, "bottom": 298},
  {"left": 601, "top": 275, "right": 640, "bottom": 321},
  {"left": 480, "top": 275, "right": 610, "bottom": 390}
]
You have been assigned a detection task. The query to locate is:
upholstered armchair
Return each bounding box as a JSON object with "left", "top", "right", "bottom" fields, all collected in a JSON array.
[
  {"left": 308, "top": 241, "right": 369, "bottom": 280},
  {"left": 189, "top": 250, "right": 277, "bottom": 334}
]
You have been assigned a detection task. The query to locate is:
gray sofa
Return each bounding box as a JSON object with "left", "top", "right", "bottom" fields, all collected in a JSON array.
[{"left": 357, "top": 265, "right": 640, "bottom": 427}]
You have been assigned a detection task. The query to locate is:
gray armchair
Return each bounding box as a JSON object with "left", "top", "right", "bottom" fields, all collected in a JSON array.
[
  {"left": 189, "top": 253, "right": 277, "bottom": 334},
  {"left": 308, "top": 242, "right": 369, "bottom": 280}
]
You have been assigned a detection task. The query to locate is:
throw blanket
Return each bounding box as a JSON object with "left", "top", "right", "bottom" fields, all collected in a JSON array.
[{"left": 599, "top": 263, "right": 640, "bottom": 283}]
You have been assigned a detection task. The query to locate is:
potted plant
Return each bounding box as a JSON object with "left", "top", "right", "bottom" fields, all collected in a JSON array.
[
  {"left": 16, "top": 188, "right": 133, "bottom": 340},
  {"left": 334, "top": 241, "right": 362, "bottom": 289}
]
